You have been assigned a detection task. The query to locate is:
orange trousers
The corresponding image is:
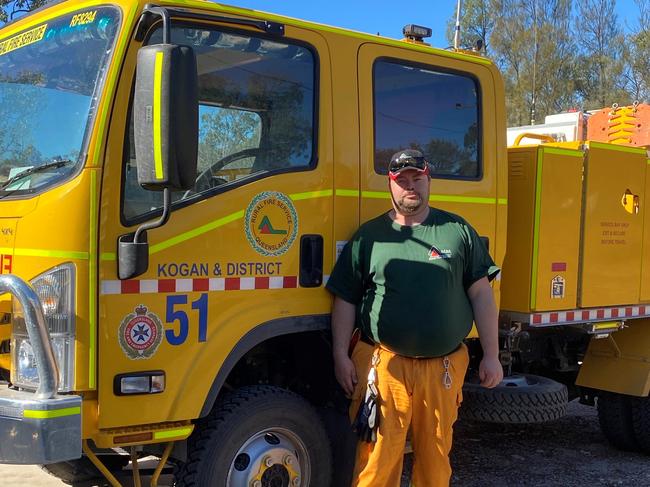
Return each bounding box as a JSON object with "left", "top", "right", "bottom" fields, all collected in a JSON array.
[{"left": 349, "top": 341, "right": 469, "bottom": 487}]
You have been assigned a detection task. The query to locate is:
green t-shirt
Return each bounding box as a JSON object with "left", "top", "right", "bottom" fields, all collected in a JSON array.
[{"left": 327, "top": 208, "right": 499, "bottom": 357}]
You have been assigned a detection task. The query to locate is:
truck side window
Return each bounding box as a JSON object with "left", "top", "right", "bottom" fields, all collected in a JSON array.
[
  {"left": 373, "top": 59, "right": 480, "bottom": 179},
  {"left": 122, "top": 24, "right": 316, "bottom": 223}
]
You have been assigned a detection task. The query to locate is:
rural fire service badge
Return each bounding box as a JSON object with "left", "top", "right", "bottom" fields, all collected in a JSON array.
[
  {"left": 119, "top": 305, "right": 163, "bottom": 360},
  {"left": 245, "top": 191, "right": 298, "bottom": 257}
]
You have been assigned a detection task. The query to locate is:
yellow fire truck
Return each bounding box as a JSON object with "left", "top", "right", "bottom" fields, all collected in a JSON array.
[{"left": 0, "top": 1, "right": 648, "bottom": 485}]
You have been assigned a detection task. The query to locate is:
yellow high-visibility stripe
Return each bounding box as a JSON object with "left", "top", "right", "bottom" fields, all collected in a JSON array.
[
  {"left": 589, "top": 141, "right": 647, "bottom": 155},
  {"left": 153, "top": 51, "right": 165, "bottom": 180},
  {"left": 543, "top": 147, "right": 584, "bottom": 158},
  {"left": 23, "top": 406, "right": 81, "bottom": 419},
  {"left": 430, "top": 194, "right": 499, "bottom": 204},
  {"left": 89, "top": 171, "right": 98, "bottom": 388},
  {"left": 0, "top": 248, "right": 88, "bottom": 260},
  {"left": 362, "top": 191, "right": 391, "bottom": 199},
  {"left": 150, "top": 210, "right": 245, "bottom": 254},
  {"left": 110, "top": 189, "right": 502, "bottom": 256},
  {"left": 530, "top": 150, "right": 544, "bottom": 310},
  {"left": 153, "top": 426, "right": 193, "bottom": 440},
  {"left": 335, "top": 189, "right": 360, "bottom": 197},
  {"left": 289, "top": 189, "right": 333, "bottom": 201}
]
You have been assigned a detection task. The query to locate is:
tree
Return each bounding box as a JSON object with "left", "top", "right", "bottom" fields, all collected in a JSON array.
[
  {"left": 623, "top": 0, "right": 650, "bottom": 102},
  {"left": 445, "top": 0, "right": 497, "bottom": 54},
  {"left": 490, "top": 0, "right": 578, "bottom": 125},
  {"left": 575, "top": 0, "right": 630, "bottom": 109},
  {"left": 0, "top": 0, "right": 47, "bottom": 25}
]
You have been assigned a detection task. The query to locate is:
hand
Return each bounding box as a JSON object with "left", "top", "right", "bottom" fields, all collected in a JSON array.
[
  {"left": 479, "top": 355, "right": 503, "bottom": 388},
  {"left": 334, "top": 353, "right": 358, "bottom": 397}
]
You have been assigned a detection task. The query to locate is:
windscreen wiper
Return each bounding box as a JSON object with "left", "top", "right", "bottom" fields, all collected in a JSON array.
[{"left": 0, "top": 159, "right": 73, "bottom": 190}]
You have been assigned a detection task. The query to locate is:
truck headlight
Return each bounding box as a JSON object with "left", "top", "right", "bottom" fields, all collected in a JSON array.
[{"left": 11, "top": 263, "right": 75, "bottom": 392}]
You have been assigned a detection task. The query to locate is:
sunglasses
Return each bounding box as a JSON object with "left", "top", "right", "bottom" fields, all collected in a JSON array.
[{"left": 388, "top": 155, "right": 430, "bottom": 179}]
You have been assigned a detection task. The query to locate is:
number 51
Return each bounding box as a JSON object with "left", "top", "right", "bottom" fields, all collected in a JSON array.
[{"left": 165, "top": 293, "right": 208, "bottom": 345}]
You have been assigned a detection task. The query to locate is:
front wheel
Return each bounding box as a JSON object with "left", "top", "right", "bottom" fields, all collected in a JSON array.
[{"left": 175, "top": 385, "right": 332, "bottom": 486}]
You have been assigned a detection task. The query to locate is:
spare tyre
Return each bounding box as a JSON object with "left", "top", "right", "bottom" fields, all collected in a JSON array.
[{"left": 460, "top": 374, "right": 568, "bottom": 423}]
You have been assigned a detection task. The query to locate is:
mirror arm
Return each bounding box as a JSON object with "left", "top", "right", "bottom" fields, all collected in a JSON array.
[
  {"left": 142, "top": 5, "right": 171, "bottom": 44},
  {"left": 134, "top": 188, "right": 171, "bottom": 244}
]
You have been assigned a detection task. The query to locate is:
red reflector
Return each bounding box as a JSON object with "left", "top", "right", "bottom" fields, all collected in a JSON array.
[{"left": 551, "top": 262, "right": 567, "bottom": 272}]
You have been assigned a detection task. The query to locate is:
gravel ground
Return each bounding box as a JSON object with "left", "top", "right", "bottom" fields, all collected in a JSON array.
[
  {"left": 402, "top": 400, "right": 650, "bottom": 486},
  {"left": 3, "top": 400, "right": 650, "bottom": 486}
]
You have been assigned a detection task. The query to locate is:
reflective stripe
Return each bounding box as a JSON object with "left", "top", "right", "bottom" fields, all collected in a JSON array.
[
  {"left": 335, "top": 189, "right": 360, "bottom": 197},
  {"left": 290, "top": 189, "right": 333, "bottom": 201},
  {"left": 362, "top": 191, "right": 391, "bottom": 199},
  {"left": 109, "top": 188, "right": 502, "bottom": 257},
  {"left": 23, "top": 406, "right": 81, "bottom": 419},
  {"left": 150, "top": 210, "right": 245, "bottom": 254},
  {"left": 89, "top": 171, "right": 98, "bottom": 388},
  {"left": 153, "top": 426, "right": 193, "bottom": 440},
  {"left": 430, "top": 194, "right": 498, "bottom": 204},
  {"left": 153, "top": 51, "right": 165, "bottom": 180},
  {"left": 0, "top": 247, "right": 88, "bottom": 260},
  {"left": 357, "top": 190, "right": 500, "bottom": 205},
  {"left": 530, "top": 150, "right": 544, "bottom": 309},
  {"left": 589, "top": 141, "right": 647, "bottom": 155},
  {"left": 543, "top": 147, "right": 584, "bottom": 158}
]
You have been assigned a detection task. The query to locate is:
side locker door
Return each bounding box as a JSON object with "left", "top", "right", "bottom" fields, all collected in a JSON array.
[
  {"left": 98, "top": 17, "right": 332, "bottom": 429},
  {"left": 357, "top": 43, "right": 500, "bottom": 273}
]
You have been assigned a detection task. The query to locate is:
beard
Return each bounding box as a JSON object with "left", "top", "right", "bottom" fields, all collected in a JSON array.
[{"left": 395, "top": 191, "right": 425, "bottom": 214}]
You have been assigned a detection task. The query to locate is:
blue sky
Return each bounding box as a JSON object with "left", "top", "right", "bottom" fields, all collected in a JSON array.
[{"left": 230, "top": 0, "right": 641, "bottom": 48}]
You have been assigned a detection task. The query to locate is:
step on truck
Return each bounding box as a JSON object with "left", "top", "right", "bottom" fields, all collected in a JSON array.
[{"left": 0, "top": 1, "right": 649, "bottom": 485}]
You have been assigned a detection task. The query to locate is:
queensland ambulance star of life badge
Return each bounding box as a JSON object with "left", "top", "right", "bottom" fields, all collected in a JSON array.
[{"left": 118, "top": 305, "right": 163, "bottom": 360}]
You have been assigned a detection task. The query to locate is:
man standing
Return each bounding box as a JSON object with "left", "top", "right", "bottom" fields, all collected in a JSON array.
[{"left": 327, "top": 150, "right": 503, "bottom": 486}]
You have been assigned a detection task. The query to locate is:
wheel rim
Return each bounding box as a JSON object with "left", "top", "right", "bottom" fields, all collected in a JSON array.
[{"left": 226, "top": 427, "right": 311, "bottom": 487}]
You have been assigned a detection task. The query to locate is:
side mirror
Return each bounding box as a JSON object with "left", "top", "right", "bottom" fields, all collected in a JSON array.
[
  {"left": 119, "top": 38, "right": 198, "bottom": 281},
  {"left": 133, "top": 44, "right": 198, "bottom": 191}
]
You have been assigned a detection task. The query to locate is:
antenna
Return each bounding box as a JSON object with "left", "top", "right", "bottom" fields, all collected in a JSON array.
[{"left": 454, "top": 0, "right": 463, "bottom": 49}]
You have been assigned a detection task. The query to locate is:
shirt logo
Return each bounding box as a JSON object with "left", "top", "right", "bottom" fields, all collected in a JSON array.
[{"left": 428, "top": 246, "right": 452, "bottom": 260}]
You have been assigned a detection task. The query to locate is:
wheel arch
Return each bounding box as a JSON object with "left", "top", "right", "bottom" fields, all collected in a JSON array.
[{"left": 199, "top": 314, "right": 331, "bottom": 417}]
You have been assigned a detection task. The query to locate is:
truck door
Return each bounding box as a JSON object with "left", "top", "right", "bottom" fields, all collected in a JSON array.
[
  {"left": 98, "top": 17, "right": 332, "bottom": 428},
  {"left": 357, "top": 43, "right": 502, "bottom": 275}
]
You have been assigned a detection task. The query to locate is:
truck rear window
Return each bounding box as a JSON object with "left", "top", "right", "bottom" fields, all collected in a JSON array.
[{"left": 373, "top": 59, "right": 480, "bottom": 179}]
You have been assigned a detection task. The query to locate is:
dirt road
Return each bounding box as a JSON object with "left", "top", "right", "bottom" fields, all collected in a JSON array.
[{"left": 3, "top": 401, "right": 650, "bottom": 486}]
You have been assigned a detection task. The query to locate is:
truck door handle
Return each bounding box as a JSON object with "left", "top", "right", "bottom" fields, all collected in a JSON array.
[{"left": 300, "top": 234, "right": 323, "bottom": 288}]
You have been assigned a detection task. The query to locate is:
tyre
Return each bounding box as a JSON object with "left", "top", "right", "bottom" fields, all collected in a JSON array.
[
  {"left": 597, "top": 391, "right": 639, "bottom": 452},
  {"left": 175, "top": 385, "right": 332, "bottom": 487},
  {"left": 630, "top": 395, "right": 650, "bottom": 454},
  {"left": 319, "top": 407, "right": 356, "bottom": 487},
  {"left": 460, "top": 374, "right": 568, "bottom": 423}
]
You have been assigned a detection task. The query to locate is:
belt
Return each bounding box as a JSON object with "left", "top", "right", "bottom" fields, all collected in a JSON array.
[{"left": 357, "top": 331, "right": 463, "bottom": 359}]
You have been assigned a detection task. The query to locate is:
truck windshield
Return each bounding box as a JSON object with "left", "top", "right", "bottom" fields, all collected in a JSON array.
[{"left": 0, "top": 7, "right": 120, "bottom": 197}]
